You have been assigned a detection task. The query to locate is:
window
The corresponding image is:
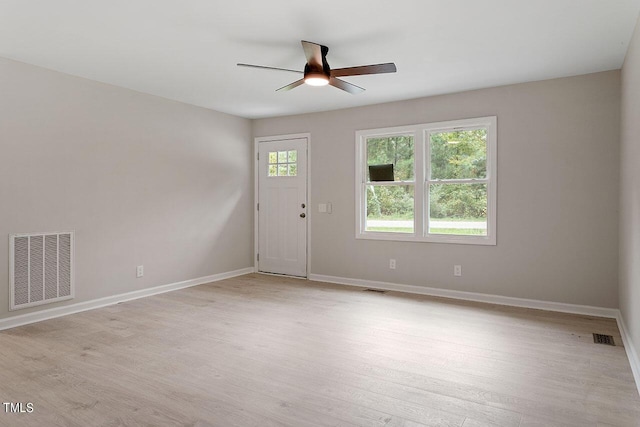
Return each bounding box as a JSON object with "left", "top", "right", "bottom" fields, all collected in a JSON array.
[
  {"left": 355, "top": 116, "right": 497, "bottom": 245},
  {"left": 365, "top": 135, "right": 415, "bottom": 233},
  {"left": 268, "top": 150, "right": 297, "bottom": 177}
]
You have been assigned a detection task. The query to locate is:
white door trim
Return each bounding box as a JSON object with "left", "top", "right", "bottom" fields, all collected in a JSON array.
[{"left": 254, "top": 133, "right": 311, "bottom": 278}]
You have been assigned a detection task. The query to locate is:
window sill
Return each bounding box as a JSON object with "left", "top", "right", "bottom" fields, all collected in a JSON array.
[{"left": 355, "top": 232, "right": 496, "bottom": 246}]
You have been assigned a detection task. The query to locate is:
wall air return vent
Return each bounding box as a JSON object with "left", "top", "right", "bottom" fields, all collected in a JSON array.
[{"left": 9, "top": 231, "right": 74, "bottom": 311}]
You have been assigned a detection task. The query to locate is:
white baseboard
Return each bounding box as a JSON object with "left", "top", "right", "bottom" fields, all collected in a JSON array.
[
  {"left": 308, "top": 274, "right": 619, "bottom": 318},
  {"left": 616, "top": 312, "right": 640, "bottom": 397},
  {"left": 0, "top": 267, "right": 254, "bottom": 331}
]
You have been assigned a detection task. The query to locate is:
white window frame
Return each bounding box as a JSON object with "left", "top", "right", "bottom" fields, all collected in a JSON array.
[{"left": 355, "top": 116, "right": 497, "bottom": 245}]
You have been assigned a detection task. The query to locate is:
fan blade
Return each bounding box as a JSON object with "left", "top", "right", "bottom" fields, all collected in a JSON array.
[
  {"left": 331, "top": 63, "right": 397, "bottom": 77},
  {"left": 301, "top": 40, "right": 325, "bottom": 67},
  {"left": 329, "top": 77, "right": 365, "bottom": 94},
  {"left": 276, "top": 79, "right": 305, "bottom": 92},
  {"left": 237, "top": 63, "right": 302, "bottom": 74}
]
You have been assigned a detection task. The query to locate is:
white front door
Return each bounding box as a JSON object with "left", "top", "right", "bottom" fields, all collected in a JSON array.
[{"left": 258, "top": 137, "right": 307, "bottom": 277}]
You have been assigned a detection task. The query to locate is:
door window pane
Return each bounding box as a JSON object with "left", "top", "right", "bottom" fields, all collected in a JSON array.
[{"left": 268, "top": 150, "right": 298, "bottom": 177}]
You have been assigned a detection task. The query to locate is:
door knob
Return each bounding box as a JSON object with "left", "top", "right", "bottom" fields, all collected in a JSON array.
[{"left": 300, "top": 213, "right": 306, "bottom": 218}]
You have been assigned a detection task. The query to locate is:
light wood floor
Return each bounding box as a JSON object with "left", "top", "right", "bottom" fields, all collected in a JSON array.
[{"left": 1, "top": 273, "right": 639, "bottom": 427}]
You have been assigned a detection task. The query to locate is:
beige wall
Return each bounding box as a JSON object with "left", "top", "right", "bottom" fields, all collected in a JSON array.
[
  {"left": 0, "top": 58, "right": 253, "bottom": 319},
  {"left": 254, "top": 70, "right": 620, "bottom": 307},
  {"left": 0, "top": 54, "right": 623, "bottom": 321},
  {"left": 620, "top": 14, "right": 640, "bottom": 367}
]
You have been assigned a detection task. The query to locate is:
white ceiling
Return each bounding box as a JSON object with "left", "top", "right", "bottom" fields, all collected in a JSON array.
[{"left": 1, "top": 0, "right": 639, "bottom": 119}]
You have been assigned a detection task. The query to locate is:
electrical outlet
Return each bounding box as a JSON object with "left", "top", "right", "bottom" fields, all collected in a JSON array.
[
  {"left": 136, "top": 265, "right": 144, "bottom": 278},
  {"left": 454, "top": 265, "right": 462, "bottom": 277},
  {"left": 389, "top": 259, "right": 396, "bottom": 269}
]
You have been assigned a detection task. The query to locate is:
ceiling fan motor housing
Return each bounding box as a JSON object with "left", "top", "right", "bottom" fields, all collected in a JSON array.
[{"left": 303, "top": 60, "right": 331, "bottom": 80}]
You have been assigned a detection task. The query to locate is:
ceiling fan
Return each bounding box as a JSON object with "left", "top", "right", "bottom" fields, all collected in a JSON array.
[{"left": 238, "top": 40, "right": 397, "bottom": 94}]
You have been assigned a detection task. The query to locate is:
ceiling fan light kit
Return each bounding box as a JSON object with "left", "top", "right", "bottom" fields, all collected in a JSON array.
[
  {"left": 238, "top": 40, "right": 396, "bottom": 94},
  {"left": 304, "top": 74, "right": 330, "bottom": 86}
]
